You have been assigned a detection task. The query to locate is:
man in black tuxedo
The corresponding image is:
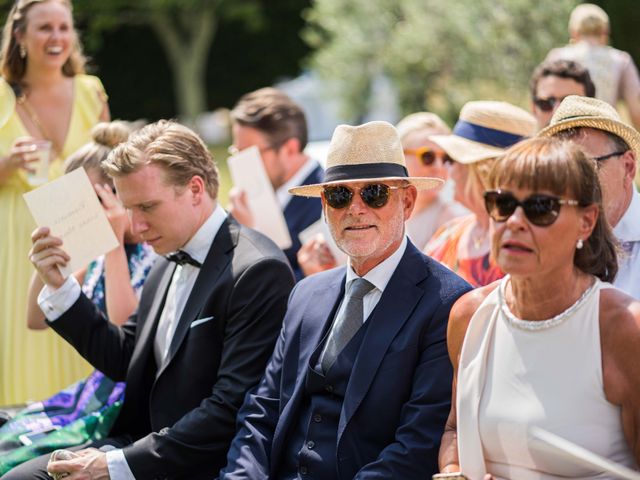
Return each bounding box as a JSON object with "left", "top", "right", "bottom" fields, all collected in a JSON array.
[{"left": 19, "top": 120, "right": 294, "bottom": 479}]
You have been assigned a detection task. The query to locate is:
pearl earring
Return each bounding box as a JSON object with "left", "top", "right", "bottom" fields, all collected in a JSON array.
[
  {"left": 19, "top": 44, "right": 26, "bottom": 59},
  {"left": 576, "top": 239, "right": 584, "bottom": 249}
]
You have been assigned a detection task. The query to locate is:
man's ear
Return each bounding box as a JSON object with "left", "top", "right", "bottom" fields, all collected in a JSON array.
[
  {"left": 188, "top": 175, "right": 206, "bottom": 203},
  {"left": 403, "top": 185, "right": 418, "bottom": 220},
  {"left": 623, "top": 150, "right": 637, "bottom": 182}
]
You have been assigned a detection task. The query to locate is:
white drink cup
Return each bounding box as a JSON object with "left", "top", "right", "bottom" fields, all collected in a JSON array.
[{"left": 23, "top": 139, "right": 52, "bottom": 186}]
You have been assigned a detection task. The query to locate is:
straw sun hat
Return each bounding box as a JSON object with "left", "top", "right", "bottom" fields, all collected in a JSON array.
[
  {"left": 429, "top": 101, "right": 537, "bottom": 164},
  {"left": 538, "top": 95, "right": 640, "bottom": 158},
  {"left": 289, "top": 121, "right": 442, "bottom": 197}
]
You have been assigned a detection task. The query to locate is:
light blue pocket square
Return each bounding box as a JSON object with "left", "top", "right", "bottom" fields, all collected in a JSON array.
[{"left": 190, "top": 316, "right": 215, "bottom": 328}]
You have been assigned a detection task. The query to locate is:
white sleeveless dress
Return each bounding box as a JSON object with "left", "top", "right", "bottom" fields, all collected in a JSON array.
[{"left": 456, "top": 276, "right": 637, "bottom": 479}]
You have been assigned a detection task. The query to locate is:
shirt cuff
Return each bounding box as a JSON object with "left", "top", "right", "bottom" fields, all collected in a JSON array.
[
  {"left": 106, "top": 449, "right": 136, "bottom": 480},
  {"left": 37, "top": 275, "right": 81, "bottom": 321}
]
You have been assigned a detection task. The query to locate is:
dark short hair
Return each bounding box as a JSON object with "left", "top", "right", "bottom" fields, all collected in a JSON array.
[
  {"left": 488, "top": 137, "right": 618, "bottom": 283},
  {"left": 530, "top": 59, "right": 596, "bottom": 99},
  {"left": 231, "top": 87, "right": 308, "bottom": 151}
]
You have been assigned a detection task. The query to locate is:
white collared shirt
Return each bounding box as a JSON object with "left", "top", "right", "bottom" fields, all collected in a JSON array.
[
  {"left": 275, "top": 158, "right": 319, "bottom": 209},
  {"left": 152, "top": 204, "right": 227, "bottom": 366},
  {"left": 613, "top": 189, "right": 640, "bottom": 299},
  {"left": 38, "top": 204, "right": 228, "bottom": 480},
  {"left": 339, "top": 235, "right": 408, "bottom": 322}
]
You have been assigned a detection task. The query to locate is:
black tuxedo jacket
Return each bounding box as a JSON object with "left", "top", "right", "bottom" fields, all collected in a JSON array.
[{"left": 49, "top": 217, "right": 295, "bottom": 479}]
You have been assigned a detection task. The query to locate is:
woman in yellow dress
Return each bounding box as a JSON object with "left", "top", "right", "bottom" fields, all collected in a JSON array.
[{"left": 0, "top": 0, "right": 109, "bottom": 405}]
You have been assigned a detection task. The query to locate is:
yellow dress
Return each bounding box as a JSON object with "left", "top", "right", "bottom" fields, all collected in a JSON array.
[{"left": 0, "top": 75, "right": 106, "bottom": 405}]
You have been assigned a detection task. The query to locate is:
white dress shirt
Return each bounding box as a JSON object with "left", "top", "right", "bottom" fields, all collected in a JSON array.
[
  {"left": 613, "top": 189, "right": 640, "bottom": 299},
  {"left": 339, "top": 235, "right": 408, "bottom": 323},
  {"left": 275, "top": 158, "right": 320, "bottom": 209},
  {"left": 38, "top": 204, "right": 228, "bottom": 479}
]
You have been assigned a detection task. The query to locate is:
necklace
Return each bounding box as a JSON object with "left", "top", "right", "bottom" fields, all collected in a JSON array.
[
  {"left": 498, "top": 276, "right": 599, "bottom": 331},
  {"left": 17, "top": 92, "right": 62, "bottom": 157}
]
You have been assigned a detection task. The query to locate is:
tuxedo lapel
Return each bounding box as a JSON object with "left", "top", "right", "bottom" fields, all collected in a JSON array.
[
  {"left": 129, "top": 261, "right": 175, "bottom": 372},
  {"left": 338, "top": 244, "right": 429, "bottom": 441},
  {"left": 271, "top": 272, "right": 344, "bottom": 457},
  {"left": 158, "top": 218, "right": 237, "bottom": 376}
]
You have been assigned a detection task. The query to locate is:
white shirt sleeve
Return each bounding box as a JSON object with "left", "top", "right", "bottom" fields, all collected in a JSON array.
[
  {"left": 37, "top": 275, "right": 81, "bottom": 321},
  {"left": 106, "top": 449, "right": 136, "bottom": 480}
]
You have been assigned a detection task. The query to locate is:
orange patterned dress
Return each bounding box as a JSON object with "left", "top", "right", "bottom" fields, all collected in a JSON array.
[{"left": 424, "top": 215, "right": 504, "bottom": 287}]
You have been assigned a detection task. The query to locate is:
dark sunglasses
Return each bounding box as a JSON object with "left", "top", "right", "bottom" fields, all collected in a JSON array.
[
  {"left": 403, "top": 147, "right": 454, "bottom": 166},
  {"left": 323, "top": 183, "right": 406, "bottom": 209},
  {"left": 483, "top": 190, "right": 580, "bottom": 227},
  {"left": 533, "top": 96, "right": 566, "bottom": 112}
]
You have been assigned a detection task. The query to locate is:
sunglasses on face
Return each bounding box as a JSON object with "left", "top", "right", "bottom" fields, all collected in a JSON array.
[
  {"left": 403, "top": 147, "right": 454, "bottom": 166},
  {"left": 533, "top": 96, "right": 566, "bottom": 112},
  {"left": 323, "top": 183, "right": 406, "bottom": 209},
  {"left": 483, "top": 190, "right": 580, "bottom": 227}
]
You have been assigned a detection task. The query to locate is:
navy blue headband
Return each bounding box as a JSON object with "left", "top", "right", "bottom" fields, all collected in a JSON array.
[
  {"left": 324, "top": 162, "right": 408, "bottom": 183},
  {"left": 453, "top": 120, "right": 525, "bottom": 148}
]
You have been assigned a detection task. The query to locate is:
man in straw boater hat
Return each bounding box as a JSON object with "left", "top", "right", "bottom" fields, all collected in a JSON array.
[
  {"left": 539, "top": 95, "right": 640, "bottom": 299},
  {"left": 219, "top": 121, "right": 472, "bottom": 479}
]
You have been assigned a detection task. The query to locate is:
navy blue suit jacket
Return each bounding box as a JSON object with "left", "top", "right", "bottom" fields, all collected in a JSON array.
[
  {"left": 283, "top": 164, "right": 323, "bottom": 281},
  {"left": 220, "top": 241, "right": 472, "bottom": 479}
]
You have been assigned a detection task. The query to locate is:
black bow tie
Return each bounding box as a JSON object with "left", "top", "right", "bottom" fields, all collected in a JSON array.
[{"left": 165, "top": 250, "right": 202, "bottom": 268}]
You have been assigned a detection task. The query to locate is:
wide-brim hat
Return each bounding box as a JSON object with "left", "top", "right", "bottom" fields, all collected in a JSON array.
[
  {"left": 538, "top": 95, "right": 640, "bottom": 158},
  {"left": 289, "top": 121, "right": 442, "bottom": 197},
  {"left": 429, "top": 101, "right": 537, "bottom": 164}
]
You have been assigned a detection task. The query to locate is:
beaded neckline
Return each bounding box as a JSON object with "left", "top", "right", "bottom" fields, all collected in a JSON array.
[{"left": 498, "top": 276, "right": 599, "bottom": 331}]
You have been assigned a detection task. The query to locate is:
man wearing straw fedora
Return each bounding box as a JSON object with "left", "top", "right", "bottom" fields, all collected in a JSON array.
[
  {"left": 540, "top": 95, "right": 640, "bottom": 299},
  {"left": 219, "top": 121, "right": 472, "bottom": 479}
]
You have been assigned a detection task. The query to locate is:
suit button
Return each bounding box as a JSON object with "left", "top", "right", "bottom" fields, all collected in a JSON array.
[
  {"left": 313, "top": 413, "right": 322, "bottom": 423},
  {"left": 325, "top": 384, "right": 334, "bottom": 393},
  {"left": 307, "top": 440, "right": 315, "bottom": 449},
  {"left": 300, "top": 465, "right": 309, "bottom": 475}
]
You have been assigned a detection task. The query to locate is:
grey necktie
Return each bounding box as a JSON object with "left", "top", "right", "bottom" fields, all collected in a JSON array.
[{"left": 320, "top": 278, "right": 375, "bottom": 373}]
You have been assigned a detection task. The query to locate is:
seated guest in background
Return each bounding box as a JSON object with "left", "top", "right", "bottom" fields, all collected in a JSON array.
[
  {"left": 0, "top": 121, "right": 156, "bottom": 476},
  {"left": 425, "top": 101, "right": 537, "bottom": 287},
  {"left": 395, "top": 112, "right": 462, "bottom": 248},
  {"left": 439, "top": 137, "right": 640, "bottom": 479},
  {"left": 540, "top": 95, "right": 640, "bottom": 299},
  {"left": 529, "top": 59, "right": 595, "bottom": 129},
  {"left": 297, "top": 111, "right": 461, "bottom": 276},
  {"left": 14, "top": 120, "right": 294, "bottom": 479},
  {"left": 229, "top": 87, "right": 323, "bottom": 280},
  {"left": 220, "top": 121, "right": 472, "bottom": 479}
]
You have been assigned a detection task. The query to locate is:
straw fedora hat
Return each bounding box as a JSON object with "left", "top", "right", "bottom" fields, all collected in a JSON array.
[
  {"left": 289, "top": 121, "right": 442, "bottom": 197},
  {"left": 538, "top": 95, "right": 640, "bottom": 158},
  {"left": 429, "top": 101, "right": 537, "bottom": 164}
]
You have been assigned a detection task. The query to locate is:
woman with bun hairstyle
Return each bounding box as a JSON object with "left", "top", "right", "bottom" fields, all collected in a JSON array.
[
  {"left": 0, "top": 122, "right": 156, "bottom": 475},
  {"left": 0, "top": 0, "right": 109, "bottom": 405}
]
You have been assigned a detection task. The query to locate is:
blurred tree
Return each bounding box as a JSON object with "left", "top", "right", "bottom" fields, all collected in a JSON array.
[
  {"left": 304, "top": 0, "right": 580, "bottom": 122},
  {"left": 70, "top": 0, "right": 266, "bottom": 124}
]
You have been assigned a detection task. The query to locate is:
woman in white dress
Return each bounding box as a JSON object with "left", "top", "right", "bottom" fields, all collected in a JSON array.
[{"left": 438, "top": 137, "right": 640, "bottom": 479}]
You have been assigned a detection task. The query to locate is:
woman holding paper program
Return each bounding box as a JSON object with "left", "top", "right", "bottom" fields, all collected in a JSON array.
[
  {"left": 438, "top": 137, "right": 640, "bottom": 479},
  {"left": 0, "top": 0, "right": 109, "bottom": 405},
  {"left": 0, "top": 122, "right": 156, "bottom": 475}
]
